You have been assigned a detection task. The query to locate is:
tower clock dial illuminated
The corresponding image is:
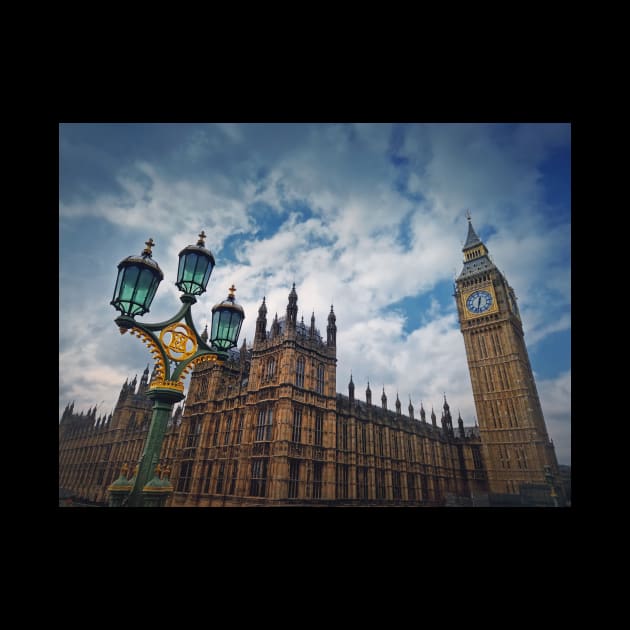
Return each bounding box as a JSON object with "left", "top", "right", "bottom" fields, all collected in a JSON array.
[{"left": 466, "top": 290, "right": 493, "bottom": 314}]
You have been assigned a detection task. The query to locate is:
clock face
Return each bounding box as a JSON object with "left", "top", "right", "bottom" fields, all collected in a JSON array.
[{"left": 466, "top": 290, "right": 493, "bottom": 314}]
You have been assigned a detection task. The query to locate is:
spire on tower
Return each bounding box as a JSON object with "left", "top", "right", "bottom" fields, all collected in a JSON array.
[
  {"left": 327, "top": 305, "right": 336, "bottom": 346},
  {"left": 395, "top": 393, "right": 401, "bottom": 415},
  {"left": 286, "top": 284, "right": 298, "bottom": 330},
  {"left": 441, "top": 394, "right": 454, "bottom": 437},
  {"left": 420, "top": 401, "right": 426, "bottom": 423},
  {"left": 348, "top": 372, "right": 355, "bottom": 402},
  {"left": 381, "top": 387, "right": 387, "bottom": 410},
  {"left": 459, "top": 212, "right": 495, "bottom": 279},
  {"left": 271, "top": 313, "right": 281, "bottom": 338},
  {"left": 140, "top": 364, "right": 150, "bottom": 388},
  {"left": 366, "top": 380, "right": 372, "bottom": 405},
  {"left": 463, "top": 211, "right": 483, "bottom": 250},
  {"left": 255, "top": 296, "right": 268, "bottom": 344}
]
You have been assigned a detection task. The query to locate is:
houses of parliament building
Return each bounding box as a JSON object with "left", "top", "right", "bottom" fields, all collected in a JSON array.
[{"left": 59, "top": 219, "right": 568, "bottom": 507}]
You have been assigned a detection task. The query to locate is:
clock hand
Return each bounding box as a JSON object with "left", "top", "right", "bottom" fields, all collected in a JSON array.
[{"left": 476, "top": 296, "right": 481, "bottom": 309}]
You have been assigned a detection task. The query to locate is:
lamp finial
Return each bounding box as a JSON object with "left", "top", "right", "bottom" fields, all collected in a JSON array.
[{"left": 142, "top": 237, "right": 155, "bottom": 256}]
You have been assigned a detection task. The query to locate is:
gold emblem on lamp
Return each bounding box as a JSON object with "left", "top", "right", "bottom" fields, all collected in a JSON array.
[{"left": 159, "top": 323, "right": 198, "bottom": 361}]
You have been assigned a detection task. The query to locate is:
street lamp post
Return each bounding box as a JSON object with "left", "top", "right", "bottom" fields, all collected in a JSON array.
[{"left": 107, "top": 232, "right": 244, "bottom": 507}]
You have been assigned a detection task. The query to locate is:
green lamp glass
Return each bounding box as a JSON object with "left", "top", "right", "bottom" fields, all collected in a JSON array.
[
  {"left": 176, "top": 231, "right": 216, "bottom": 296},
  {"left": 111, "top": 238, "right": 164, "bottom": 317},
  {"left": 210, "top": 284, "right": 245, "bottom": 350}
]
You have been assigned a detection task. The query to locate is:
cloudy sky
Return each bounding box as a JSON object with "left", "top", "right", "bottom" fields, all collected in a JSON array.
[{"left": 59, "top": 123, "right": 571, "bottom": 464}]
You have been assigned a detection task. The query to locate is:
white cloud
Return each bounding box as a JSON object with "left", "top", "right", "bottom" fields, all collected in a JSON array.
[
  {"left": 59, "top": 123, "right": 570, "bottom": 464},
  {"left": 537, "top": 370, "right": 571, "bottom": 465}
]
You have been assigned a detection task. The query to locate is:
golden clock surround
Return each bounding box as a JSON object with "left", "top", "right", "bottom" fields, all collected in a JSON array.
[{"left": 461, "top": 284, "right": 499, "bottom": 320}]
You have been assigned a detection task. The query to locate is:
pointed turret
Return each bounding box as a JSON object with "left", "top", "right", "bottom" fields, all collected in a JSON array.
[
  {"left": 431, "top": 406, "right": 437, "bottom": 427},
  {"left": 458, "top": 212, "right": 496, "bottom": 280},
  {"left": 286, "top": 284, "right": 298, "bottom": 331},
  {"left": 201, "top": 324, "right": 209, "bottom": 343},
  {"left": 463, "top": 213, "right": 482, "bottom": 249},
  {"left": 458, "top": 410, "right": 465, "bottom": 439},
  {"left": 140, "top": 364, "right": 150, "bottom": 389},
  {"left": 408, "top": 397, "right": 414, "bottom": 420},
  {"left": 381, "top": 387, "right": 387, "bottom": 410},
  {"left": 395, "top": 393, "right": 401, "bottom": 415},
  {"left": 310, "top": 311, "right": 316, "bottom": 338},
  {"left": 348, "top": 373, "right": 355, "bottom": 402},
  {"left": 442, "top": 394, "right": 454, "bottom": 437},
  {"left": 420, "top": 401, "right": 426, "bottom": 423},
  {"left": 172, "top": 405, "right": 183, "bottom": 426},
  {"left": 327, "top": 305, "right": 336, "bottom": 346},
  {"left": 271, "top": 312, "right": 281, "bottom": 339},
  {"left": 366, "top": 381, "right": 372, "bottom": 406},
  {"left": 239, "top": 338, "right": 248, "bottom": 379},
  {"left": 255, "top": 297, "right": 268, "bottom": 344}
]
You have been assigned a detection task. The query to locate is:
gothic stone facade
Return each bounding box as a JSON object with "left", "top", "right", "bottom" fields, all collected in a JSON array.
[
  {"left": 166, "top": 289, "right": 488, "bottom": 506},
  {"left": 59, "top": 220, "right": 564, "bottom": 506},
  {"left": 59, "top": 287, "right": 488, "bottom": 506}
]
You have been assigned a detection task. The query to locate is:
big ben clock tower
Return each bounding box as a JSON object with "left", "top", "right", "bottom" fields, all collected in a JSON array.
[{"left": 455, "top": 213, "right": 561, "bottom": 500}]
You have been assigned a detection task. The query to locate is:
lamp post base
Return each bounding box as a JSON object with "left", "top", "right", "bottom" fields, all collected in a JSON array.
[{"left": 112, "top": 388, "right": 184, "bottom": 508}]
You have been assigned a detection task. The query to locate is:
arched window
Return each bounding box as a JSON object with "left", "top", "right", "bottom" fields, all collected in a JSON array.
[
  {"left": 296, "top": 356, "right": 305, "bottom": 388},
  {"left": 266, "top": 357, "right": 276, "bottom": 379},
  {"left": 314, "top": 411, "right": 324, "bottom": 446},
  {"left": 186, "top": 417, "right": 201, "bottom": 448},
  {"left": 255, "top": 407, "right": 274, "bottom": 442},
  {"left": 223, "top": 414, "right": 232, "bottom": 445},
  {"left": 291, "top": 406, "right": 302, "bottom": 443},
  {"left": 316, "top": 363, "right": 325, "bottom": 394}
]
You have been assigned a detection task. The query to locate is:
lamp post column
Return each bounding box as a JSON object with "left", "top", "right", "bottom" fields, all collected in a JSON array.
[{"left": 126, "top": 388, "right": 184, "bottom": 507}]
